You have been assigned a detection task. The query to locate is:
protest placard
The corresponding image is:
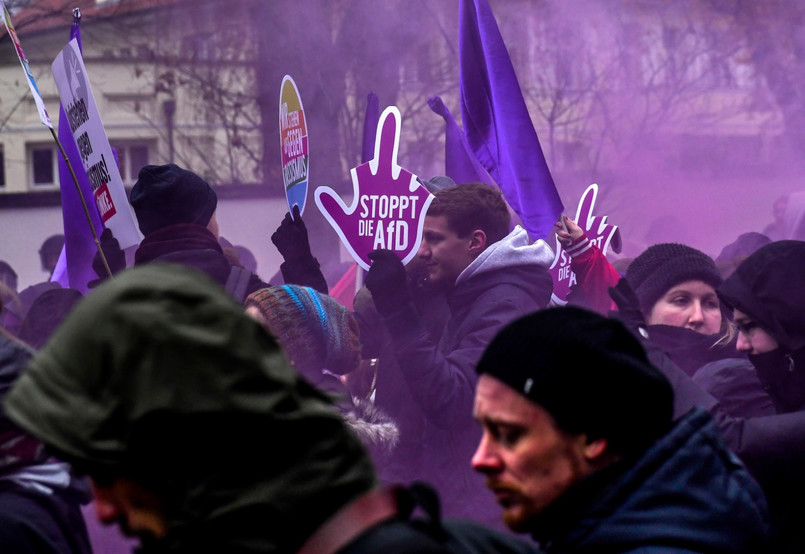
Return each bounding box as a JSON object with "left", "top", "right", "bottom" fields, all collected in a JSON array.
[
  {"left": 280, "top": 75, "right": 309, "bottom": 216},
  {"left": 52, "top": 39, "right": 140, "bottom": 249},
  {"left": 315, "top": 106, "right": 433, "bottom": 270},
  {"left": 549, "top": 183, "right": 621, "bottom": 304}
]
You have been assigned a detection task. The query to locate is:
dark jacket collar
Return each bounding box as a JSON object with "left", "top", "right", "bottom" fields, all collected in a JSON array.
[{"left": 135, "top": 223, "right": 222, "bottom": 266}]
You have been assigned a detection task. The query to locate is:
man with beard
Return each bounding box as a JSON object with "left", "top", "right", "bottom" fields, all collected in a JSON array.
[{"left": 471, "top": 307, "right": 769, "bottom": 552}]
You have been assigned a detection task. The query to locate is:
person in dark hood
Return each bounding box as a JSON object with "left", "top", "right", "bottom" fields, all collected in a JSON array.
[
  {"left": 717, "top": 240, "right": 805, "bottom": 414},
  {"left": 364, "top": 183, "right": 554, "bottom": 524},
  {"left": 715, "top": 240, "right": 805, "bottom": 553},
  {"left": 2, "top": 264, "right": 540, "bottom": 554},
  {"left": 472, "top": 306, "right": 770, "bottom": 553}
]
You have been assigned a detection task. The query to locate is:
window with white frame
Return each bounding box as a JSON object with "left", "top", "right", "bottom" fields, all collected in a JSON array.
[
  {"left": 28, "top": 144, "right": 58, "bottom": 188},
  {"left": 110, "top": 141, "right": 154, "bottom": 185}
]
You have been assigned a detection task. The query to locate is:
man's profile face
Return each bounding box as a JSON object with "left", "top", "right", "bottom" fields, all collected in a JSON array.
[
  {"left": 472, "top": 375, "right": 593, "bottom": 532},
  {"left": 417, "top": 215, "right": 474, "bottom": 288},
  {"left": 91, "top": 476, "right": 167, "bottom": 543}
]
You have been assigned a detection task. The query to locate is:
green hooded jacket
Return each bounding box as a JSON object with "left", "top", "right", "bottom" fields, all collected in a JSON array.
[{"left": 4, "top": 263, "right": 377, "bottom": 553}]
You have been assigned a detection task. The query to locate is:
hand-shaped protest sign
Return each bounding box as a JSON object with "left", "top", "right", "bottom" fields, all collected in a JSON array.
[
  {"left": 315, "top": 106, "right": 434, "bottom": 270},
  {"left": 549, "top": 183, "right": 621, "bottom": 304}
]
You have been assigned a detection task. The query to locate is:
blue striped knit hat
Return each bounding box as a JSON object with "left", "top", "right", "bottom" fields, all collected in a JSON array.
[{"left": 245, "top": 285, "right": 360, "bottom": 377}]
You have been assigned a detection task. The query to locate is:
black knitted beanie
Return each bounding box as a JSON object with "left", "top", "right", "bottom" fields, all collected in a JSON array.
[
  {"left": 476, "top": 306, "right": 673, "bottom": 458},
  {"left": 625, "top": 243, "right": 722, "bottom": 313},
  {"left": 130, "top": 164, "right": 217, "bottom": 236}
]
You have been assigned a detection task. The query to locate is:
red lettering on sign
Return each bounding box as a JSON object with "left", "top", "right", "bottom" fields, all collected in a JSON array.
[{"left": 94, "top": 183, "right": 117, "bottom": 222}]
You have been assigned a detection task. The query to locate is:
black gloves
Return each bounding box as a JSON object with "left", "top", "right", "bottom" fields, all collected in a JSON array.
[
  {"left": 271, "top": 204, "right": 313, "bottom": 263},
  {"left": 365, "top": 249, "right": 410, "bottom": 316},
  {"left": 89, "top": 228, "right": 126, "bottom": 287},
  {"left": 608, "top": 277, "right": 649, "bottom": 340}
]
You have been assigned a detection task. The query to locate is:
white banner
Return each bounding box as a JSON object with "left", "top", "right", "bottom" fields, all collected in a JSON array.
[
  {"left": 52, "top": 38, "right": 141, "bottom": 248},
  {"left": 0, "top": 0, "right": 52, "bottom": 128}
]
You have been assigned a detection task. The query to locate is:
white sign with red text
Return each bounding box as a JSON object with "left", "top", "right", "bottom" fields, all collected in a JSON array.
[{"left": 52, "top": 39, "right": 140, "bottom": 248}]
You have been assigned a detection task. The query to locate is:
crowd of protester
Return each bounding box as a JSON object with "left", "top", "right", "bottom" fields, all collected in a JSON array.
[{"left": 0, "top": 162, "right": 804, "bottom": 553}]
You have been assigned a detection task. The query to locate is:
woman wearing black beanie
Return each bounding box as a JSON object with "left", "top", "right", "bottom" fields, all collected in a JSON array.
[
  {"left": 625, "top": 243, "right": 726, "bottom": 338},
  {"left": 613, "top": 242, "right": 775, "bottom": 418}
]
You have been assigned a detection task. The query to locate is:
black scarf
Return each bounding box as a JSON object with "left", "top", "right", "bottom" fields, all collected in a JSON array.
[{"left": 749, "top": 347, "right": 805, "bottom": 413}]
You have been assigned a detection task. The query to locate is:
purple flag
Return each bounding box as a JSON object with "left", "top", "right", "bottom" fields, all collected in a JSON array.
[
  {"left": 361, "top": 92, "right": 379, "bottom": 164},
  {"left": 56, "top": 19, "right": 102, "bottom": 293},
  {"left": 459, "top": 0, "right": 563, "bottom": 240},
  {"left": 428, "top": 96, "right": 492, "bottom": 186}
]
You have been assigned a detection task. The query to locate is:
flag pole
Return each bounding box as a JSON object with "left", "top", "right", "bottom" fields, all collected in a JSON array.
[
  {"left": 50, "top": 124, "right": 112, "bottom": 278},
  {"left": 51, "top": 7, "right": 112, "bottom": 278}
]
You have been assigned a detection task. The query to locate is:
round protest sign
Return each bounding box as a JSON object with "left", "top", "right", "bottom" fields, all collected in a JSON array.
[{"left": 279, "top": 75, "right": 309, "bottom": 216}]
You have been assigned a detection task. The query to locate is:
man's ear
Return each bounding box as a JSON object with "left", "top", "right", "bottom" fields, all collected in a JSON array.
[
  {"left": 583, "top": 437, "right": 609, "bottom": 462},
  {"left": 468, "top": 230, "right": 487, "bottom": 257}
]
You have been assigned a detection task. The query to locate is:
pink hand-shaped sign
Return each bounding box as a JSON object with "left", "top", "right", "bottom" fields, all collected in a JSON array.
[
  {"left": 550, "top": 184, "right": 621, "bottom": 304},
  {"left": 315, "top": 106, "right": 434, "bottom": 270}
]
